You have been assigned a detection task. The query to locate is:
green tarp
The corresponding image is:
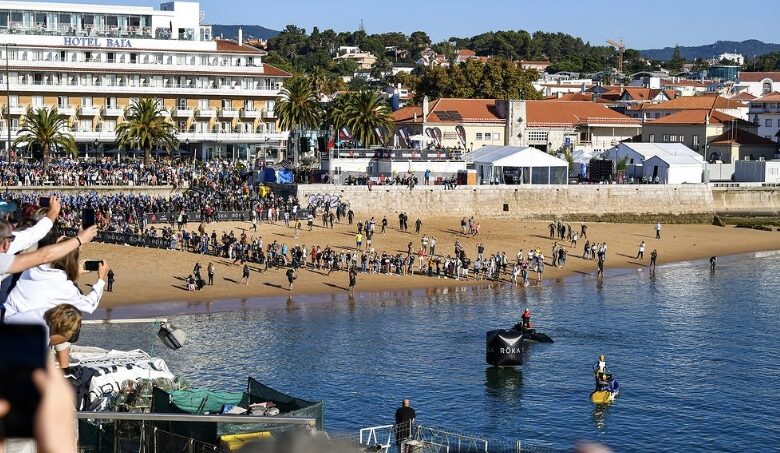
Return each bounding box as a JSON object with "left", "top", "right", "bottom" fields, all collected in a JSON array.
[{"left": 150, "top": 377, "right": 323, "bottom": 445}]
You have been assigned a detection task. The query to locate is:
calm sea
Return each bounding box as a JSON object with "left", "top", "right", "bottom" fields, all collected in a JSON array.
[{"left": 81, "top": 252, "right": 780, "bottom": 451}]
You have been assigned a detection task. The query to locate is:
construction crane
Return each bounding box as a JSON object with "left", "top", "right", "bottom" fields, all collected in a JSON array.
[{"left": 607, "top": 38, "right": 625, "bottom": 73}]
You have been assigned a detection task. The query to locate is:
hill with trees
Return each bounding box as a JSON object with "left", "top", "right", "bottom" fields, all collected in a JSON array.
[{"left": 640, "top": 40, "right": 780, "bottom": 61}]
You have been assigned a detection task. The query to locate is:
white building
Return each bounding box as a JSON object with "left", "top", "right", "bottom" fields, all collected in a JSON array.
[
  {"left": 0, "top": 0, "right": 290, "bottom": 161},
  {"left": 717, "top": 53, "right": 744, "bottom": 65},
  {"left": 748, "top": 92, "right": 780, "bottom": 142},
  {"left": 734, "top": 72, "right": 780, "bottom": 98},
  {"left": 606, "top": 142, "right": 705, "bottom": 166},
  {"left": 642, "top": 154, "right": 704, "bottom": 184}
]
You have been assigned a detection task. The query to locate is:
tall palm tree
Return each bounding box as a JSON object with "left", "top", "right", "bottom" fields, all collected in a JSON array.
[
  {"left": 276, "top": 75, "right": 322, "bottom": 132},
  {"left": 13, "top": 107, "right": 76, "bottom": 170},
  {"left": 116, "top": 98, "right": 178, "bottom": 165},
  {"left": 340, "top": 91, "right": 394, "bottom": 147}
]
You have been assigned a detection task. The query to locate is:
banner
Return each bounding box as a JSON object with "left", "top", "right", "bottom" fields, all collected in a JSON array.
[{"left": 143, "top": 211, "right": 250, "bottom": 224}]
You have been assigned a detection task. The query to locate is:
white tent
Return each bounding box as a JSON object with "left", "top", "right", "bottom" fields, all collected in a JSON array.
[
  {"left": 472, "top": 145, "right": 569, "bottom": 184},
  {"left": 643, "top": 154, "right": 704, "bottom": 184},
  {"left": 606, "top": 142, "right": 704, "bottom": 165},
  {"left": 408, "top": 134, "right": 434, "bottom": 143}
]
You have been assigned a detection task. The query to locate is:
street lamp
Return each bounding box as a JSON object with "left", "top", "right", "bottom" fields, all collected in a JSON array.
[
  {"left": 4, "top": 43, "right": 17, "bottom": 160},
  {"left": 93, "top": 138, "right": 99, "bottom": 162}
]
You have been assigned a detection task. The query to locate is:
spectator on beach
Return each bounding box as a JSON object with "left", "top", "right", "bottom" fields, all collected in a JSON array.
[
  {"left": 286, "top": 267, "right": 296, "bottom": 290},
  {"left": 241, "top": 264, "right": 250, "bottom": 285},
  {"left": 650, "top": 249, "right": 657, "bottom": 271},
  {"left": 106, "top": 269, "right": 115, "bottom": 292},
  {"left": 636, "top": 241, "right": 646, "bottom": 260},
  {"left": 348, "top": 267, "right": 357, "bottom": 292},
  {"left": 655, "top": 222, "right": 662, "bottom": 239},
  {"left": 207, "top": 262, "right": 215, "bottom": 285}
]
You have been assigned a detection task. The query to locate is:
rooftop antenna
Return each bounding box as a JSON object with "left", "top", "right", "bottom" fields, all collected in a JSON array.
[{"left": 359, "top": 19, "right": 365, "bottom": 33}]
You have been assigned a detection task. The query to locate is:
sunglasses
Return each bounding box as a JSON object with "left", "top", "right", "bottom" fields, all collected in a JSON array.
[{"left": 3, "top": 235, "right": 14, "bottom": 242}]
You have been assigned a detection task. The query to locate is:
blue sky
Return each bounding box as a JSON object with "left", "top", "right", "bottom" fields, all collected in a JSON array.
[{"left": 30, "top": 0, "right": 780, "bottom": 49}]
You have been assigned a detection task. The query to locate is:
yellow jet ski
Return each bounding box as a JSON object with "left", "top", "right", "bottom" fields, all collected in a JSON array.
[{"left": 590, "top": 379, "right": 620, "bottom": 404}]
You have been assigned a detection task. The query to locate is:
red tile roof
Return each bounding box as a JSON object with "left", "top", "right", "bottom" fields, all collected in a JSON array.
[
  {"left": 525, "top": 101, "right": 639, "bottom": 127},
  {"left": 646, "top": 109, "right": 749, "bottom": 126},
  {"left": 393, "top": 105, "right": 423, "bottom": 123},
  {"left": 457, "top": 49, "right": 476, "bottom": 57},
  {"left": 752, "top": 91, "right": 780, "bottom": 102},
  {"left": 709, "top": 128, "right": 777, "bottom": 146},
  {"left": 731, "top": 92, "right": 757, "bottom": 101},
  {"left": 622, "top": 87, "right": 652, "bottom": 101},
  {"left": 642, "top": 95, "right": 743, "bottom": 111},
  {"left": 739, "top": 72, "right": 780, "bottom": 82},
  {"left": 215, "top": 39, "right": 266, "bottom": 54}
]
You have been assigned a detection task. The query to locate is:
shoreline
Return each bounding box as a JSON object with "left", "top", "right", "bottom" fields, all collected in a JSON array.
[{"left": 82, "top": 226, "right": 780, "bottom": 320}]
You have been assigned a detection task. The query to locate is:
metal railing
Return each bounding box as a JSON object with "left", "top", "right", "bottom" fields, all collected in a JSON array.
[{"left": 76, "top": 411, "right": 317, "bottom": 426}]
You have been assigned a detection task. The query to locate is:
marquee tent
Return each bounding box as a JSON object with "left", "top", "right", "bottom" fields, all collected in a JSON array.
[{"left": 472, "top": 146, "right": 569, "bottom": 184}]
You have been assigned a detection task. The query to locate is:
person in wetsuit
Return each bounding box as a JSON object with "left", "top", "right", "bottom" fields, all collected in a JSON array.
[{"left": 593, "top": 354, "right": 612, "bottom": 390}]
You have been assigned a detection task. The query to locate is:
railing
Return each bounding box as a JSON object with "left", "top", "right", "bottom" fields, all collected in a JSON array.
[
  {"left": 77, "top": 411, "right": 317, "bottom": 453},
  {"left": 331, "top": 148, "right": 464, "bottom": 161},
  {"left": 0, "top": 82, "right": 281, "bottom": 96}
]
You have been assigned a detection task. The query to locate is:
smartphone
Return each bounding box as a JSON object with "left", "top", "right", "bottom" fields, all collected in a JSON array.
[
  {"left": 82, "top": 208, "right": 96, "bottom": 229},
  {"left": 0, "top": 324, "right": 47, "bottom": 438},
  {"left": 83, "top": 260, "right": 102, "bottom": 272},
  {"left": 38, "top": 197, "right": 50, "bottom": 208}
]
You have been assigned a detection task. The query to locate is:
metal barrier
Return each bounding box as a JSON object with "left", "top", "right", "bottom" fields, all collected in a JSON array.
[{"left": 76, "top": 411, "right": 318, "bottom": 453}]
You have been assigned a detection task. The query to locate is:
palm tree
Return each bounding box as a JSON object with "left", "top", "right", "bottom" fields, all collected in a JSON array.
[
  {"left": 276, "top": 75, "right": 322, "bottom": 132},
  {"left": 339, "top": 91, "right": 394, "bottom": 147},
  {"left": 13, "top": 107, "right": 76, "bottom": 170},
  {"left": 116, "top": 98, "right": 178, "bottom": 165}
]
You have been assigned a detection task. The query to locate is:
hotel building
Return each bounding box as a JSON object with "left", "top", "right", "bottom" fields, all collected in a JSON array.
[{"left": 0, "top": 0, "right": 291, "bottom": 161}]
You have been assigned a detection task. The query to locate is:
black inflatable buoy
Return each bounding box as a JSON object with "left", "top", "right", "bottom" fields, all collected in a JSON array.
[
  {"left": 486, "top": 329, "right": 524, "bottom": 367},
  {"left": 158, "top": 322, "right": 186, "bottom": 350}
]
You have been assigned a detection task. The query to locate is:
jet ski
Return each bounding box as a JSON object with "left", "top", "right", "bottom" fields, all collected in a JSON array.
[
  {"left": 590, "top": 379, "right": 620, "bottom": 404},
  {"left": 510, "top": 324, "right": 554, "bottom": 343}
]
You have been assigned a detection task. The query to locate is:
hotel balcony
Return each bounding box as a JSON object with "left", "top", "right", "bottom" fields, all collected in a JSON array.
[
  {"left": 219, "top": 109, "right": 239, "bottom": 119},
  {"left": 78, "top": 106, "right": 100, "bottom": 116},
  {"left": 102, "top": 106, "right": 125, "bottom": 117},
  {"left": 240, "top": 108, "right": 262, "bottom": 119},
  {"left": 195, "top": 108, "right": 217, "bottom": 118},
  {"left": 172, "top": 108, "right": 194, "bottom": 118},
  {"left": 3, "top": 105, "right": 25, "bottom": 115},
  {"left": 262, "top": 109, "right": 276, "bottom": 119},
  {"left": 57, "top": 106, "right": 77, "bottom": 116}
]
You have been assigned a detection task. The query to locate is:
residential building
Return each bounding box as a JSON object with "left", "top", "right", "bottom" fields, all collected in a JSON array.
[
  {"left": 416, "top": 48, "right": 448, "bottom": 68},
  {"left": 717, "top": 53, "right": 744, "bottom": 65},
  {"left": 391, "top": 98, "right": 641, "bottom": 155},
  {"left": 708, "top": 128, "right": 778, "bottom": 163},
  {"left": 455, "top": 48, "right": 476, "bottom": 64},
  {"left": 382, "top": 83, "right": 413, "bottom": 111},
  {"left": 706, "top": 66, "right": 739, "bottom": 82},
  {"left": 0, "top": 0, "right": 290, "bottom": 161},
  {"left": 518, "top": 60, "right": 550, "bottom": 72},
  {"left": 734, "top": 72, "right": 780, "bottom": 97},
  {"left": 641, "top": 109, "right": 759, "bottom": 162},
  {"left": 333, "top": 47, "right": 376, "bottom": 70},
  {"left": 748, "top": 92, "right": 780, "bottom": 142},
  {"left": 638, "top": 96, "right": 748, "bottom": 121}
]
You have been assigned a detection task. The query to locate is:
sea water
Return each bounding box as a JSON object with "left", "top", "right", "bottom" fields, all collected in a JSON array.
[{"left": 82, "top": 252, "right": 780, "bottom": 451}]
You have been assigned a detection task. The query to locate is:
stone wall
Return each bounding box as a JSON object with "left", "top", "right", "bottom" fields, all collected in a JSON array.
[
  {"left": 711, "top": 187, "right": 780, "bottom": 216},
  {"left": 297, "top": 184, "right": 719, "bottom": 220}
]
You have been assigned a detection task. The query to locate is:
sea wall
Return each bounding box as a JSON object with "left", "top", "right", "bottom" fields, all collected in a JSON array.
[
  {"left": 297, "top": 184, "right": 721, "bottom": 221},
  {"left": 711, "top": 186, "right": 780, "bottom": 216}
]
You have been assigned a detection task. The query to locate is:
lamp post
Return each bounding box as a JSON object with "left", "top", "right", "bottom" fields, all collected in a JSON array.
[
  {"left": 93, "top": 138, "right": 98, "bottom": 163},
  {"left": 4, "top": 43, "right": 17, "bottom": 160}
]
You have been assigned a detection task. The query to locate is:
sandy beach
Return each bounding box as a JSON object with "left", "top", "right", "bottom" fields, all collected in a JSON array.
[{"left": 72, "top": 216, "right": 780, "bottom": 311}]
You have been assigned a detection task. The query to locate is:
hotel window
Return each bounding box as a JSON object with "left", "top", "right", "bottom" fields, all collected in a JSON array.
[
  {"left": 476, "top": 133, "right": 483, "bottom": 140},
  {"left": 649, "top": 134, "right": 655, "bottom": 143},
  {"left": 244, "top": 99, "right": 254, "bottom": 111},
  {"left": 679, "top": 135, "right": 685, "bottom": 143},
  {"left": 177, "top": 120, "right": 187, "bottom": 131},
  {"left": 693, "top": 135, "right": 699, "bottom": 147},
  {"left": 57, "top": 96, "right": 68, "bottom": 108},
  {"left": 58, "top": 13, "right": 71, "bottom": 28},
  {"left": 107, "top": 52, "right": 115, "bottom": 63},
  {"left": 493, "top": 133, "right": 500, "bottom": 140},
  {"left": 8, "top": 95, "right": 18, "bottom": 107},
  {"left": 34, "top": 13, "right": 47, "bottom": 28},
  {"left": 79, "top": 120, "right": 91, "bottom": 132},
  {"left": 766, "top": 119, "right": 773, "bottom": 127},
  {"left": 763, "top": 82, "right": 772, "bottom": 95},
  {"left": 9, "top": 119, "right": 18, "bottom": 130},
  {"left": 105, "top": 16, "right": 118, "bottom": 28},
  {"left": 129, "top": 53, "right": 137, "bottom": 64},
  {"left": 102, "top": 120, "right": 116, "bottom": 132},
  {"left": 176, "top": 99, "right": 187, "bottom": 109},
  {"left": 105, "top": 97, "right": 117, "bottom": 108},
  {"left": 221, "top": 99, "right": 232, "bottom": 110},
  {"left": 198, "top": 99, "right": 209, "bottom": 110},
  {"left": 82, "top": 14, "right": 94, "bottom": 28},
  {"left": 662, "top": 134, "right": 669, "bottom": 142},
  {"left": 82, "top": 97, "right": 93, "bottom": 107},
  {"left": 32, "top": 96, "right": 43, "bottom": 108}
]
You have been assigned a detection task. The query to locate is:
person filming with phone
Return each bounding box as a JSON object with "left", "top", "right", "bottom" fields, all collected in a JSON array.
[{"left": 3, "top": 227, "right": 107, "bottom": 366}]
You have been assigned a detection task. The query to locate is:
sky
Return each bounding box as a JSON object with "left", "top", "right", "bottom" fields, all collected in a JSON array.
[{"left": 28, "top": 0, "right": 780, "bottom": 49}]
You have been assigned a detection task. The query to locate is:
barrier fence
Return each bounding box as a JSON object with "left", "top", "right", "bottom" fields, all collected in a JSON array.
[
  {"left": 63, "top": 228, "right": 173, "bottom": 250},
  {"left": 144, "top": 210, "right": 251, "bottom": 224}
]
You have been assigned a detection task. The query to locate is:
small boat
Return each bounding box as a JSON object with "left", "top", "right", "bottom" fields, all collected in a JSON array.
[
  {"left": 590, "top": 379, "right": 620, "bottom": 404},
  {"left": 510, "top": 325, "right": 554, "bottom": 343}
]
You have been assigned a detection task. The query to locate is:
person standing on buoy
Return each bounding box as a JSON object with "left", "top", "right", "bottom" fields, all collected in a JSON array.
[
  {"left": 593, "top": 354, "right": 612, "bottom": 390},
  {"left": 521, "top": 308, "right": 532, "bottom": 330}
]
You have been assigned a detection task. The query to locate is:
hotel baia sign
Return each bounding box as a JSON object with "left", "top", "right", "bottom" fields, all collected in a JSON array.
[{"left": 63, "top": 37, "right": 133, "bottom": 48}]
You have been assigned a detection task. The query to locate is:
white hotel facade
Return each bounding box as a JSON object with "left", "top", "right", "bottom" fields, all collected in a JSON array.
[{"left": 0, "top": 0, "right": 290, "bottom": 161}]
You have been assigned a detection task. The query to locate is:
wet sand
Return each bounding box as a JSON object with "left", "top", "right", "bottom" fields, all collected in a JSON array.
[{"left": 77, "top": 217, "right": 780, "bottom": 310}]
